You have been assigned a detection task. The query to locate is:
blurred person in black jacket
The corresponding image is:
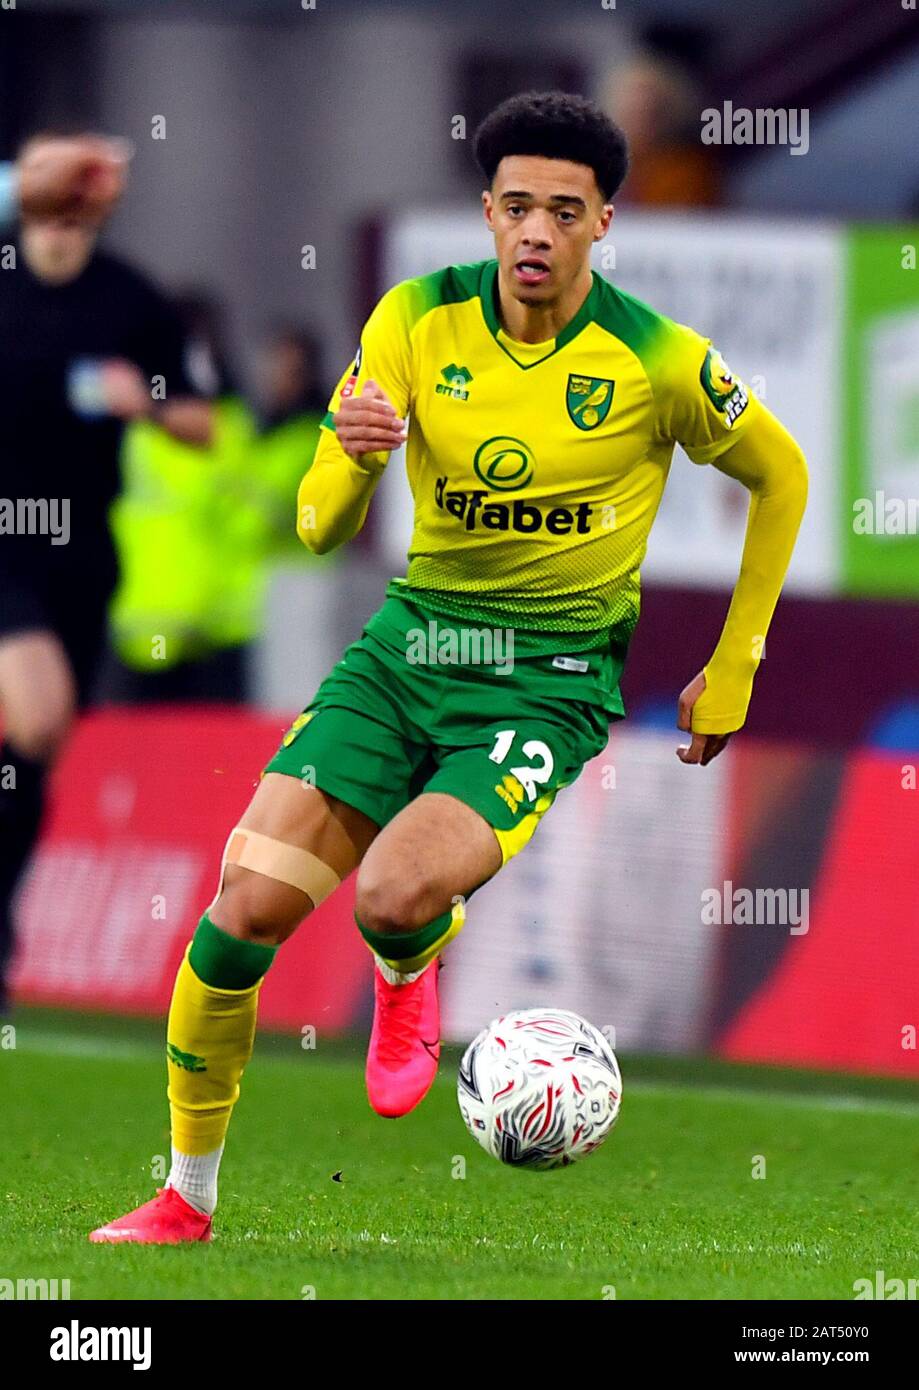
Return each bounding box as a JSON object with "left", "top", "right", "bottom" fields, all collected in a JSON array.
[{"left": 0, "top": 134, "right": 212, "bottom": 1012}]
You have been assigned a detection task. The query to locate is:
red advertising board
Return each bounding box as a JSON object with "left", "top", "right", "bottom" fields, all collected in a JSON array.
[
  {"left": 11, "top": 711, "right": 919, "bottom": 1078},
  {"left": 11, "top": 709, "right": 370, "bottom": 1033},
  {"left": 715, "top": 749, "right": 919, "bottom": 1076}
]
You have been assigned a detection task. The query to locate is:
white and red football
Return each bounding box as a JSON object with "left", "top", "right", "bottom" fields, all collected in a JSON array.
[{"left": 457, "top": 1008, "right": 622, "bottom": 1169}]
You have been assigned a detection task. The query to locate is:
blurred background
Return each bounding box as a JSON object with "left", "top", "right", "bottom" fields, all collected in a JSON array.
[{"left": 2, "top": 0, "right": 918, "bottom": 1078}]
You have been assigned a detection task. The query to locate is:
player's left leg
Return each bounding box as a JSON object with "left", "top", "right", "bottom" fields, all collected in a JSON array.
[
  {"left": 356, "top": 790, "right": 502, "bottom": 1117},
  {"left": 356, "top": 701, "right": 606, "bottom": 1117}
]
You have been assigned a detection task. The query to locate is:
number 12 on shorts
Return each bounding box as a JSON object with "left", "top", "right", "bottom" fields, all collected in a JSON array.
[{"left": 488, "top": 729, "right": 554, "bottom": 802}]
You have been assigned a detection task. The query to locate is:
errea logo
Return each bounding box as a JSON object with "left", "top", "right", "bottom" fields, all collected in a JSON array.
[{"left": 435, "top": 364, "right": 473, "bottom": 400}]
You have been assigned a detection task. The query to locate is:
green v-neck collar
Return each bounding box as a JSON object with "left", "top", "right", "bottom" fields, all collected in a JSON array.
[{"left": 479, "top": 259, "right": 599, "bottom": 370}]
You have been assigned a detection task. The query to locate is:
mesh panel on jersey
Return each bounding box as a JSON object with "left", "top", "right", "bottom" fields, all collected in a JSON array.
[{"left": 404, "top": 511, "right": 645, "bottom": 633}]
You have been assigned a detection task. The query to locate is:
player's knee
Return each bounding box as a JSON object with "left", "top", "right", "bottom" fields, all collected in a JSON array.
[
  {"left": 209, "top": 869, "right": 306, "bottom": 946},
  {"left": 354, "top": 865, "right": 437, "bottom": 936}
]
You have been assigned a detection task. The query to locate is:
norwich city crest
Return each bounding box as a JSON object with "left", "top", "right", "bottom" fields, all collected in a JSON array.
[{"left": 566, "top": 375, "right": 615, "bottom": 431}]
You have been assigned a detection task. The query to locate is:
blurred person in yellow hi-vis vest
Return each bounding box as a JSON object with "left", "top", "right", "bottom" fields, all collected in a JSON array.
[
  {"left": 249, "top": 324, "right": 331, "bottom": 558},
  {"left": 107, "top": 304, "right": 331, "bottom": 702}
]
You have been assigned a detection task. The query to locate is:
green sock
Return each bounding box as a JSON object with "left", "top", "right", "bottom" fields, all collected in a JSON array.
[
  {"left": 355, "top": 902, "right": 465, "bottom": 973},
  {"left": 188, "top": 912, "right": 277, "bottom": 990},
  {"left": 355, "top": 909, "right": 451, "bottom": 961}
]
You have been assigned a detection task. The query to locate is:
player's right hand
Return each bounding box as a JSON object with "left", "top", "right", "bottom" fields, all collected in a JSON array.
[
  {"left": 333, "top": 379, "right": 407, "bottom": 462},
  {"left": 17, "top": 135, "right": 130, "bottom": 225}
]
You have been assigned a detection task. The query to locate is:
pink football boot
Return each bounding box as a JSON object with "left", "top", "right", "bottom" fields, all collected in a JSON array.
[
  {"left": 366, "top": 961, "right": 442, "bottom": 1117},
  {"left": 89, "top": 1187, "right": 212, "bottom": 1245}
]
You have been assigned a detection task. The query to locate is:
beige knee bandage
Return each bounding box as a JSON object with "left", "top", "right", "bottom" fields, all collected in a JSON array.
[{"left": 212, "top": 827, "right": 341, "bottom": 907}]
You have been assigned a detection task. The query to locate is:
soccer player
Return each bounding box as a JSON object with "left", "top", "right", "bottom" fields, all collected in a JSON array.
[{"left": 90, "top": 92, "right": 807, "bottom": 1244}]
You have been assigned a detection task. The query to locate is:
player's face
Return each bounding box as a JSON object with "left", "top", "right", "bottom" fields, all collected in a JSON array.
[
  {"left": 482, "top": 155, "right": 612, "bottom": 309},
  {"left": 21, "top": 216, "right": 97, "bottom": 285}
]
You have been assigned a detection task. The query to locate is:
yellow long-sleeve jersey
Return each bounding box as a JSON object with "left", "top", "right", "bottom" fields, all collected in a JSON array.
[{"left": 298, "top": 259, "right": 807, "bottom": 733}]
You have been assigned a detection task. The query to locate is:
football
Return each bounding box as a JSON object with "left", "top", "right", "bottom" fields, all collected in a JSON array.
[{"left": 457, "top": 1008, "right": 622, "bottom": 1169}]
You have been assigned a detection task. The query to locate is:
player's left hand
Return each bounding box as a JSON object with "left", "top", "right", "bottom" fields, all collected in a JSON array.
[{"left": 676, "top": 672, "right": 732, "bottom": 766}]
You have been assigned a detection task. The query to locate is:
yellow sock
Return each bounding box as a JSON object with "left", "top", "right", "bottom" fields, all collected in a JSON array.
[{"left": 166, "top": 915, "right": 275, "bottom": 1156}]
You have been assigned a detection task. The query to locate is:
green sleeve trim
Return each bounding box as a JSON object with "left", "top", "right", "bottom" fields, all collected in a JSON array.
[
  {"left": 591, "top": 276, "right": 669, "bottom": 362},
  {"left": 414, "top": 259, "right": 492, "bottom": 310}
]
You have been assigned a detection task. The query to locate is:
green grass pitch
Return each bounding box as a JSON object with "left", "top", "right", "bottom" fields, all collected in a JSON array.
[{"left": 3, "top": 1009, "right": 917, "bottom": 1301}]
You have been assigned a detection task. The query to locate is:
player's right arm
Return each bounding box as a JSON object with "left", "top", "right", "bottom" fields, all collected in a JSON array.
[{"left": 297, "top": 284, "right": 413, "bottom": 555}]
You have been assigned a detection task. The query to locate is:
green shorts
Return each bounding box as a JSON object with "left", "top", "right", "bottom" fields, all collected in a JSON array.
[{"left": 264, "top": 594, "right": 627, "bottom": 864}]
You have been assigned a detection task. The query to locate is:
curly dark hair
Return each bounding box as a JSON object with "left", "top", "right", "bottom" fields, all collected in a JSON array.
[{"left": 473, "top": 91, "right": 629, "bottom": 201}]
